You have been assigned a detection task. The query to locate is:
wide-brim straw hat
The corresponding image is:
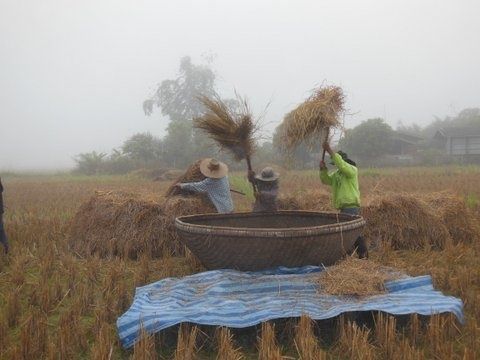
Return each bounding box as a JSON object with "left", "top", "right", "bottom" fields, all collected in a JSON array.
[
  {"left": 255, "top": 167, "right": 279, "bottom": 182},
  {"left": 199, "top": 158, "right": 228, "bottom": 179}
]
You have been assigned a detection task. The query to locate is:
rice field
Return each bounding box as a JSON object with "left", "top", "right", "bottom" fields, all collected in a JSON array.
[{"left": 0, "top": 166, "right": 479, "bottom": 359}]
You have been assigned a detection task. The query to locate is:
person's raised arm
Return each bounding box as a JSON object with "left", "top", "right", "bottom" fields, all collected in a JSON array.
[
  {"left": 178, "top": 178, "right": 209, "bottom": 193},
  {"left": 332, "top": 154, "right": 356, "bottom": 178},
  {"left": 322, "top": 140, "right": 356, "bottom": 178},
  {"left": 319, "top": 159, "right": 332, "bottom": 185}
]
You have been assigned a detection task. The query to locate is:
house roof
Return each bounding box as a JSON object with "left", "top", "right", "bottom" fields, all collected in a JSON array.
[
  {"left": 392, "top": 131, "right": 423, "bottom": 144},
  {"left": 435, "top": 126, "right": 480, "bottom": 138}
]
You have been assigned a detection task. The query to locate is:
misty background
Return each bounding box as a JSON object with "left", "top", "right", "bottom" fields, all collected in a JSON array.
[{"left": 1, "top": 0, "right": 479, "bottom": 171}]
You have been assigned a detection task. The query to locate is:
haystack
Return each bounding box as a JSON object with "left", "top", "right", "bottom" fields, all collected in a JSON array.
[
  {"left": 277, "top": 189, "right": 333, "bottom": 212},
  {"left": 317, "top": 257, "right": 402, "bottom": 297},
  {"left": 165, "top": 160, "right": 205, "bottom": 197},
  {"left": 276, "top": 190, "right": 475, "bottom": 250},
  {"left": 422, "top": 191, "right": 479, "bottom": 244},
  {"left": 68, "top": 190, "right": 215, "bottom": 259},
  {"left": 362, "top": 194, "right": 452, "bottom": 250},
  {"left": 281, "top": 85, "right": 345, "bottom": 150}
]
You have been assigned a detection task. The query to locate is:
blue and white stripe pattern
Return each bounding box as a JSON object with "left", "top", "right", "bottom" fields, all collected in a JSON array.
[
  {"left": 117, "top": 266, "right": 464, "bottom": 348},
  {"left": 180, "top": 176, "right": 233, "bottom": 213}
]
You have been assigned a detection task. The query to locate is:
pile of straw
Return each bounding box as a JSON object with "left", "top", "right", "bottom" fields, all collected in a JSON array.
[
  {"left": 275, "top": 190, "right": 477, "bottom": 250},
  {"left": 362, "top": 194, "right": 452, "bottom": 250},
  {"left": 277, "top": 190, "right": 333, "bottom": 212},
  {"left": 422, "top": 191, "right": 479, "bottom": 244},
  {"left": 68, "top": 190, "right": 214, "bottom": 259},
  {"left": 194, "top": 95, "right": 257, "bottom": 162},
  {"left": 165, "top": 160, "right": 205, "bottom": 196},
  {"left": 317, "top": 257, "right": 402, "bottom": 296},
  {"left": 281, "top": 85, "right": 345, "bottom": 150}
]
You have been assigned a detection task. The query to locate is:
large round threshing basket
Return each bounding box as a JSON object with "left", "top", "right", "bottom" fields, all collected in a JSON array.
[{"left": 175, "top": 211, "right": 366, "bottom": 271}]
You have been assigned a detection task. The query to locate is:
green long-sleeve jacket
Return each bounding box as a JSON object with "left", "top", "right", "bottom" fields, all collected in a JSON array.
[{"left": 320, "top": 153, "right": 360, "bottom": 210}]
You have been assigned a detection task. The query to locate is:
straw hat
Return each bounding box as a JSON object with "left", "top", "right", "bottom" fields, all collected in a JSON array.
[
  {"left": 255, "top": 167, "right": 279, "bottom": 182},
  {"left": 199, "top": 158, "right": 228, "bottom": 179}
]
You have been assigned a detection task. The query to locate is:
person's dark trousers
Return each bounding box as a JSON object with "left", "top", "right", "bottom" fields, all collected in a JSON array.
[
  {"left": 340, "top": 207, "right": 368, "bottom": 259},
  {"left": 0, "top": 214, "right": 8, "bottom": 254}
]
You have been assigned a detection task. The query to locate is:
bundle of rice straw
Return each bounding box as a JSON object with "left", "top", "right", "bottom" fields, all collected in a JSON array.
[
  {"left": 194, "top": 94, "right": 258, "bottom": 166},
  {"left": 68, "top": 190, "right": 215, "bottom": 259},
  {"left": 317, "top": 257, "right": 403, "bottom": 297},
  {"left": 281, "top": 85, "right": 345, "bottom": 150},
  {"left": 277, "top": 189, "right": 333, "bottom": 212},
  {"left": 422, "top": 191, "right": 480, "bottom": 244},
  {"left": 362, "top": 194, "right": 452, "bottom": 250},
  {"left": 165, "top": 160, "right": 205, "bottom": 196}
]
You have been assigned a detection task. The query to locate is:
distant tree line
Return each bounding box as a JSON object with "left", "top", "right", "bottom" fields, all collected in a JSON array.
[
  {"left": 338, "top": 108, "right": 480, "bottom": 166},
  {"left": 73, "top": 56, "right": 480, "bottom": 175},
  {"left": 74, "top": 56, "right": 278, "bottom": 176}
]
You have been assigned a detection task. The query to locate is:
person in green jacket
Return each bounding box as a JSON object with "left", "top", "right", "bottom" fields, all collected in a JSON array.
[{"left": 320, "top": 141, "right": 368, "bottom": 258}]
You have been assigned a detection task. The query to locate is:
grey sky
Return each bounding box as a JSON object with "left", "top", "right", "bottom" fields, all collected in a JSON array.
[{"left": 1, "top": 0, "right": 479, "bottom": 170}]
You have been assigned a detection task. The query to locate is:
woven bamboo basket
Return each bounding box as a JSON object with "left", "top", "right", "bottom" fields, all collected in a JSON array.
[{"left": 175, "top": 211, "right": 366, "bottom": 271}]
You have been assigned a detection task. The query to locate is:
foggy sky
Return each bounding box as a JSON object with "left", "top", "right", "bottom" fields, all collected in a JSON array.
[{"left": 1, "top": 0, "right": 479, "bottom": 170}]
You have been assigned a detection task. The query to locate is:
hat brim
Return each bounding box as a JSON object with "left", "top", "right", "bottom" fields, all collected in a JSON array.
[
  {"left": 255, "top": 172, "right": 279, "bottom": 182},
  {"left": 199, "top": 158, "right": 228, "bottom": 179}
]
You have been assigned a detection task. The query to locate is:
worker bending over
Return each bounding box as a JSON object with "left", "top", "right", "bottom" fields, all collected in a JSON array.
[{"left": 177, "top": 158, "right": 234, "bottom": 214}]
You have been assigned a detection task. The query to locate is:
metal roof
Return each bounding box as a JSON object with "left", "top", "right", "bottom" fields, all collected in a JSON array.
[{"left": 435, "top": 126, "right": 480, "bottom": 138}]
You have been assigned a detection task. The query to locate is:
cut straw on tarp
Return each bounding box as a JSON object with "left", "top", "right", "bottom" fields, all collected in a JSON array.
[{"left": 317, "top": 257, "right": 403, "bottom": 297}]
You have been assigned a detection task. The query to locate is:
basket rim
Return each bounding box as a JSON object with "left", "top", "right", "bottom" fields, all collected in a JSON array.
[{"left": 175, "top": 210, "right": 366, "bottom": 238}]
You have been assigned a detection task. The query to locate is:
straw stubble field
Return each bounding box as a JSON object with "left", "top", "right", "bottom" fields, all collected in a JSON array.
[{"left": 0, "top": 166, "right": 479, "bottom": 359}]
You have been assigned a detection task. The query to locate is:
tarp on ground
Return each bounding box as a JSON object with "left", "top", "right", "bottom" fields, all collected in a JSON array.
[{"left": 117, "top": 266, "right": 464, "bottom": 348}]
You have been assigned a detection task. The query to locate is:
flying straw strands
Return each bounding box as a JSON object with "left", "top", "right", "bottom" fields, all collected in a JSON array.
[
  {"left": 280, "top": 85, "right": 345, "bottom": 150},
  {"left": 193, "top": 94, "right": 258, "bottom": 169}
]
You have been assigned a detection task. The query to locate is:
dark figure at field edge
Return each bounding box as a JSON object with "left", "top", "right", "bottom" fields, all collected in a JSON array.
[
  {"left": 319, "top": 141, "right": 368, "bottom": 258},
  {"left": 248, "top": 167, "right": 279, "bottom": 212},
  {"left": 0, "top": 177, "right": 9, "bottom": 254},
  {"left": 176, "top": 158, "right": 234, "bottom": 214}
]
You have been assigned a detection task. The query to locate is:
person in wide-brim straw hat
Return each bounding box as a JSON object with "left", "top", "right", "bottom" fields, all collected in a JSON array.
[
  {"left": 177, "top": 158, "right": 234, "bottom": 213},
  {"left": 248, "top": 166, "right": 280, "bottom": 212},
  {"left": 199, "top": 158, "right": 229, "bottom": 178}
]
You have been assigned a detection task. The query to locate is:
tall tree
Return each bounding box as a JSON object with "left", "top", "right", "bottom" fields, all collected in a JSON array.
[
  {"left": 143, "top": 56, "right": 216, "bottom": 121},
  {"left": 143, "top": 56, "right": 221, "bottom": 167}
]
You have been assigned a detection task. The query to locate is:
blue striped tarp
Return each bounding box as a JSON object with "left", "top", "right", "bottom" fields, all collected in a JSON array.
[{"left": 117, "top": 266, "right": 464, "bottom": 348}]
